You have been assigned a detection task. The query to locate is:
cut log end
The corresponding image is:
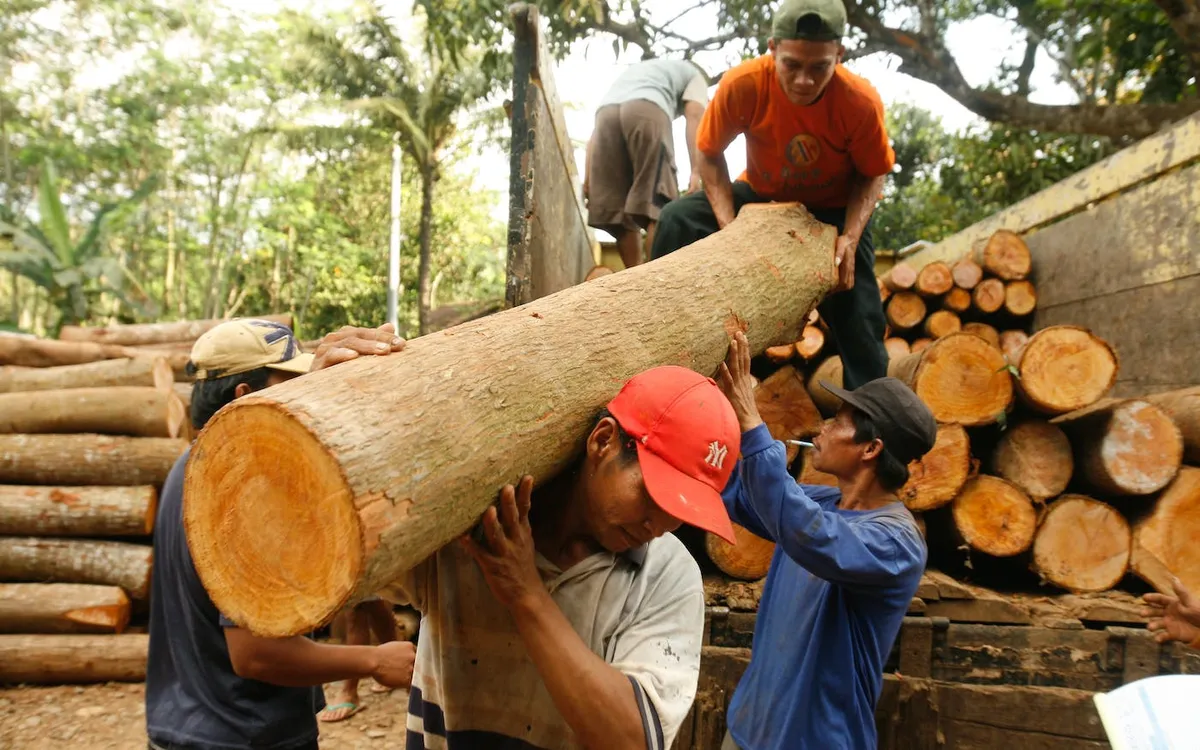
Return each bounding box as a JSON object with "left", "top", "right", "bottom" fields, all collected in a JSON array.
[
  {"left": 992, "top": 420, "right": 1073, "bottom": 501},
  {"left": 705, "top": 525, "right": 775, "bottom": 580},
  {"left": 952, "top": 476, "right": 1037, "bottom": 557},
  {"left": 915, "top": 261, "right": 954, "bottom": 297},
  {"left": 910, "top": 338, "right": 933, "bottom": 354},
  {"left": 924, "top": 310, "right": 962, "bottom": 340},
  {"left": 764, "top": 345, "right": 795, "bottom": 364},
  {"left": 883, "top": 263, "right": 917, "bottom": 292},
  {"left": 1032, "top": 495, "right": 1130, "bottom": 592},
  {"left": 183, "top": 399, "right": 363, "bottom": 637},
  {"left": 962, "top": 322, "right": 1000, "bottom": 350},
  {"left": 942, "top": 287, "right": 972, "bottom": 313},
  {"left": 899, "top": 423, "right": 971, "bottom": 512},
  {"left": 1017, "top": 326, "right": 1117, "bottom": 414},
  {"left": 999, "top": 330, "right": 1029, "bottom": 361},
  {"left": 951, "top": 257, "right": 983, "bottom": 290},
  {"left": 981, "top": 229, "right": 1032, "bottom": 280},
  {"left": 1132, "top": 467, "right": 1200, "bottom": 595},
  {"left": 889, "top": 333, "right": 1013, "bottom": 427},
  {"left": 972, "top": 278, "right": 1006, "bottom": 314},
  {"left": 1005, "top": 280, "right": 1038, "bottom": 316},
  {"left": 886, "top": 292, "right": 926, "bottom": 331},
  {"left": 1063, "top": 400, "right": 1184, "bottom": 496},
  {"left": 794, "top": 325, "right": 825, "bottom": 361},
  {"left": 884, "top": 338, "right": 911, "bottom": 360}
]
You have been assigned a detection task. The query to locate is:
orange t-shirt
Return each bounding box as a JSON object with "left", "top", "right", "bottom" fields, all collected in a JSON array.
[{"left": 697, "top": 55, "right": 895, "bottom": 208}]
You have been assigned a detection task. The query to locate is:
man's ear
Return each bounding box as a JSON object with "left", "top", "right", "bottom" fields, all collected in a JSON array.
[
  {"left": 860, "top": 438, "right": 883, "bottom": 462},
  {"left": 587, "top": 417, "right": 620, "bottom": 463},
  {"left": 767, "top": 37, "right": 777, "bottom": 53},
  {"left": 836, "top": 43, "right": 845, "bottom": 64},
  {"left": 234, "top": 382, "right": 254, "bottom": 399}
]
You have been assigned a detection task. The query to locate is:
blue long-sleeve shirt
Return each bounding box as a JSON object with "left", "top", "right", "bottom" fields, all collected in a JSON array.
[{"left": 721, "top": 424, "right": 926, "bottom": 750}]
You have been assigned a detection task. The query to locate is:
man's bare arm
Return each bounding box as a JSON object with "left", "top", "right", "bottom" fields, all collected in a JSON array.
[
  {"left": 833, "top": 172, "right": 888, "bottom": 291},
  {"left": 683, "top": 101, "right": 705, "bottom": 193},
  {"left": 698, "top": 150, "right": 736, "bottom": 229},
  {"left": 225, "top": 629, "right": 414, "bottom": 688}
]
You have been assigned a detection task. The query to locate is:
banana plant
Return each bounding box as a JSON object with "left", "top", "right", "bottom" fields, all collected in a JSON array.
[{"left": 0, "top": 159, "right": 157, "bottom": 332}]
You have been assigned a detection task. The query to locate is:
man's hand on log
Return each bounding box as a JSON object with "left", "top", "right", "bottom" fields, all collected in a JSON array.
[
  {"left": 718, "top": 331, "right": 765, "bottom": 434},
  {"left": 371, "top": 640, "right": 417, "bottom": 688},
  {"left": 460, "top": 476, "right": 544, "bottom": 611},
  {"left": 310, "top": 323, "right": 406, "bottom": 371},
  {"left": 1143, "top": 576, "right": 1200, "bottom": 645},
  {"left": 834, "top": 235, "right": 857, "bottom": 292}
]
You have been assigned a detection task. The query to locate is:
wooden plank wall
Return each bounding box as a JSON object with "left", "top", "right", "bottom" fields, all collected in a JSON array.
[{"left": 506, "top": 5, "right": 595, "bottom": 308}]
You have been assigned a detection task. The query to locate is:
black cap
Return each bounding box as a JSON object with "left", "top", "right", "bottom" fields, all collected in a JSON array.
[{"left": 820, "top": 377, "right": 937, "bottom": 464}]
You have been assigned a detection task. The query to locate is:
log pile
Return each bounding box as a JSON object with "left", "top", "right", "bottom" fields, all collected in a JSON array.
[{"left": 0, "top": 315, "right": 287, "bottom": 681}]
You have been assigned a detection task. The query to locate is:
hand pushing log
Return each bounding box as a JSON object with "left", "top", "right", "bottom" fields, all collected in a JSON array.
[{"left": 183, "top": 203, "right": 838, "bottom": 636}]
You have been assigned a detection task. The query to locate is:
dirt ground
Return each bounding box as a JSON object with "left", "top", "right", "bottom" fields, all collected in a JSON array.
[{"left": 0, "top": 681, "right": 411, "bottom": 749}]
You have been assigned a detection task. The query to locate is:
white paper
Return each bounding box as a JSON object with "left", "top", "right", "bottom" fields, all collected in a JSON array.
[{"left": 1094, "top": 674, "right": 1200, "bottom": 750}]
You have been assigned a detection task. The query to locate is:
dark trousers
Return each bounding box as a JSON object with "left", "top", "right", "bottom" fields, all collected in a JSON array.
[{"left": 650, "top": 181, "right": 889, "bottom": 390}]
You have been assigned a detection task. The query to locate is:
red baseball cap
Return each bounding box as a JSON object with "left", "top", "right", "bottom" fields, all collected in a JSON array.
[{"left": 607, "top": 366, "right": 741, "bottom": 543}]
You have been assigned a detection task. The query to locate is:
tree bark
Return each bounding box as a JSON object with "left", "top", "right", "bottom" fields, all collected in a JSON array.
[
  {"left": 0, "top": 485, "right": 156, "bottom": 537},
  {"left": 182, "top": 202, "right": 838, "bottom": 636},
  {"left": 992, "top": 420, "right": 1073, "bottom": 501},
  {"left": 999, "top": 330, "right": 1029, "bottom": 361},
  {"left": 0, "top": 538, "right": 152, "bottom": 599},
  {"left": 951, "top": 476, "right": 1038, "bottom": 558},
  {"left": 942, "top": 286, "right": 971, "bottom": 314},
  {"left": 1031, "top": 495, "right": 1130, "bottom": 593},
  {"left": 807, "top": 356, "right": 844, "bottom": 417},
  {"left": 0, "top": 583, "right": 130, "bottom": 634},
  {"left": 915, "top": 261, "right": 953, "bottom": 297},
  {"left": 706, "top": 524, "right": 774, "bottom": 581},
  {"left": 888, "top": 333, "right": 1014, "bottom": 426},
  {"left": 58, "top": 314, "right": 294, "bottom": 346},
  {"left": 0, "top": 434, "right": 187, "bottom": 486},
  {"left": 1004, "top": 280, "right": 1038, "bottom": 317},
  {"left": 1052, "top": 399, "right": 1183, "bottom": 496},
  {"left": 1016, "top": 325, "right": 1118, "bottom": 414},
  {"left": 972, "top": 278, "right": 1006, "bottom": 314},
  {"left": 962, "top": 322, "right": 1000, "bottom": 350},
  {"left": 978, "top": 230, "right": 1032, "bottom": 280},
  {"left": 1144, "top": 386, "right": 1200, "bottom": 464},
  {"left": 882, "top": 262, "right": 917, "bottom": 292},
  {"left": 884, "top": 337, "right": 910, "bottom": 360},
  {"left": 0, "top": 387, "right": 186, "bottom": 438},
  {"left": 756, "top": 365, "right": 822, "bottom": 465},
  {"left": 0, "top": 634, "right": 147, "bottom": 683},
  {"left": 924, "top": 310, "right": 962, "bottom": 339},
  {"left": 951, "top": 257, "right": 983, "bottom": 290},
  {"left": 0, "top": 337, "right": 139, "bottom": 368},
  {"left": 886, "top": 291, "right": 926, "bottom": 331},
  {"left": 898, "top": 423, "right": 971, "bottom": 512},
  {"left": 0, "top": 357, "right": 174, "bottom": 393},
  {"left": 1131, "top": 467, "right": 1200, "bottom": 595},
  {"left": 417, "top": 165, "right": 436, "bottom": 336},
  {"left": 794, "top": 325, "right": 825, "bottom": 361}
]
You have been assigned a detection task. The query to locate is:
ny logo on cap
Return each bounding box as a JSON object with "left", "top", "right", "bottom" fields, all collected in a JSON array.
[{"left": 705, "top": 441, "right": 729, "bottom": 470}]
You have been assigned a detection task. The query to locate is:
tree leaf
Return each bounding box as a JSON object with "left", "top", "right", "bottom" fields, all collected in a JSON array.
[{"left": 37, "top": 159, "right": 73, "bottom": 264}]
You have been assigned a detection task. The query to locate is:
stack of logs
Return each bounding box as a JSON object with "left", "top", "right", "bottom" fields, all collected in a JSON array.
[
  {"left": 0, "top": 315, "right": 287, "bottom": 684},
  {"left": 708, "top": 230, "right": 1200, "bottom": 609}
]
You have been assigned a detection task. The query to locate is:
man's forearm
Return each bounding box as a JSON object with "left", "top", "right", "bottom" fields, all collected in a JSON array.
[
  {"left": 698, "top": 150, "right": 736, "bottom": 228},
  {"left": 685, "top": 117, "right": 701, "bottom": 177},
  {"left": 226, "top": 631, "right": 378, "bottom": 687},
  {"left": 511, "top": 590, "right": 646, "bottom": 750},
  {"left": 843, "top": 172, "right": 886, "bottom": 241}
]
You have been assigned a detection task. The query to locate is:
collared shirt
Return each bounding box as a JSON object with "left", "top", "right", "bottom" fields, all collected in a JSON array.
[{"left": 381, "top": 533, "right": 704, "bottom": 749}]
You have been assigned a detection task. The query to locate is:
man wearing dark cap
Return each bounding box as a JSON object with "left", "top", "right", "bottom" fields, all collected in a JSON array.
[
  {"left": 716, "top": 332, "right": 933, "bottom": 750},
  {"left": 653, "top": 0, "right": 893, "bottom": 390}
]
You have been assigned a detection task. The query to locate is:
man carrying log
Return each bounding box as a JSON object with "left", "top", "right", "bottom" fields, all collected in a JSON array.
[
  {"left": 382, "top": 366, "right": 742, "bottom": 749},
  {"left": 145, "top": 320, "right": 415, "bottom": 750},
  {"left": 651, "top": 0, "right": 892, "bottom": 389},
  {"left": 715, "top": 331, "right": 933, "bottom": 749}
]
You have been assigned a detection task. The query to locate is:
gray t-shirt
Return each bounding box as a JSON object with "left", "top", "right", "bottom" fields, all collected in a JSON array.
[{"left": 599, "top": 59, "right": 708, "bottom": 121}]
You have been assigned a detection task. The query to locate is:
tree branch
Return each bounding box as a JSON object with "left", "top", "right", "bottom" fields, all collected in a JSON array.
[
  {"left": 1154, "top": 0, "right": 1200, "bottom": 78},
  {"left": 1016, "top": 34, "right": 1037, "bottom": 97}
]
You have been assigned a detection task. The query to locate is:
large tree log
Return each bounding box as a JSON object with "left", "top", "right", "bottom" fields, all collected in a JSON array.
[
  {"left": 961, "top": 322, "right": 1000, "bottom": 350},
  {"left": 888, "top": 333, "right": 1013, "bottom": 426},
  {"left": 58, "top": 314, "right": 294, "bottom": 346},
  {"left": 0, "top": 387, "right": 186, "bottom": 438},
  {"left": 882, "top": 262, "right": 917, "bottom": 292},
  {"left": 971, "top": 278, "right": 1006, "bottom": 314},
  {"left": 951, "top": 257, "right": 983, "bottom": 290},
  {"left": 978, "top": 229, "right": 1032, "bottom": 280},
  {"left": 915, "top": 261, "right": 953, "bottom": 297},
  {"left": 942, "top": 286, "right": 972, "bottom": 314},
  {"left": 991, "top": 420, "right": 1073, "bottom": 501},
  {"left": 885, "top": 291, "right": 926, "bottom": 331},
  {"left": 1004, "top": 280, "right": 1038, "bottom": 316},
  {"left": 183, "top": 202, "right": 838, "bottom": 636},
  {"left": 1052, "top": 399, "right": 1183, "bottom": 496},
  {"left": 1031, "top": 495, "right": 1130, "bottom": 593},
  {"left": 924, "top": 310, "right": 962, "bottom": 339},
  {"left": 898, "top": 423, "right": 971, "bottom": 512},
  {"left": 0, "top": 583, "right": 131, "bottom": 634},
  {"left": 0, "top": 537, "right": 152, "bottom": 599},
  {"left": 1015, "top": 325, "right": 1117, "bottom": 414},
  {"left": 1131, "top": 467, "right": 1200, "bottom": 595},
  {"left": 0, "top": 485, "right": 156, "bottom": 537},
  {"left": 0, "top": 337, "right": 139, "bottom": 367},
  {"left": 706, "top": 524, "right": 775, "bottom": 581},
  {"left": 0, "top": 357, "right": 173, "bottom": 393},
  {"left": 807, "top": 356, "right": 844, "bottom": 417},
  {"left": 0, "top": 434, "right": 187, "bottom": 486},
  {"left": 0, "top": 634, "right": 147, "bottom": 683},
  {"left": 756, "top": 365, "right": 822, "bottom": 465},
  {"left": 1144, "top": 386, "right": 1200, "bottom": 464},
  {"left": 951, "top": 476, "right": 1038, "bottom": 557}
]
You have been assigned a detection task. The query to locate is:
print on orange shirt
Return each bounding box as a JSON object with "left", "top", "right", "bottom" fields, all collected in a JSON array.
[{"left": 697, "top": 56, "right": 895, "bottom": 209}]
